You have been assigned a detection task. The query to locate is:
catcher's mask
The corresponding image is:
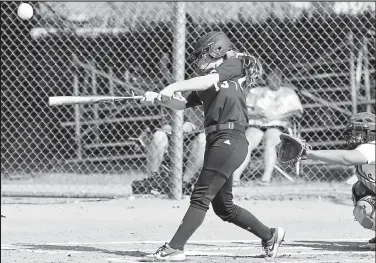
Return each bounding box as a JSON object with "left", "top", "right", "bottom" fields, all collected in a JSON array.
[
  {"left": 188, "top": 31, "right": 232, "bottom": 74},
  {"left": 344, "top": 112, "right": 375, "bottom": 149}
]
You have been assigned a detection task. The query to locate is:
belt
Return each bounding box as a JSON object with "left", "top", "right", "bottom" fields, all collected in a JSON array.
[{"left": 204, "top": 122, "right": 247, "bottom": 136}]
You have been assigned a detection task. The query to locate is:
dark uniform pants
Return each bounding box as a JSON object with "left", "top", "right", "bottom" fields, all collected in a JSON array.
[{"left": 190, "top": 129, "right": 248, "bottom": 222}]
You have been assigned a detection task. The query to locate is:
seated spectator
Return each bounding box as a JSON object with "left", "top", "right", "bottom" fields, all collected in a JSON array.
[
  {"left": 132, "top": 107, "right": 206, "bottom": 194},
  {"left": 232, "top": 65, "right": 303, "bottom": 186}
]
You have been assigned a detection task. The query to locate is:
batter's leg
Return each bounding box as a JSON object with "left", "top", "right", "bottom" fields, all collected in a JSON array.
[
  {"left": 211, "top": 173, "right": 273, "bottom": 241},
  {"left": 212, "top": 173, "right": 286, "bottom": 258},
  {"left": 168, "top": 133, "right": 248, "bottom": 251}
]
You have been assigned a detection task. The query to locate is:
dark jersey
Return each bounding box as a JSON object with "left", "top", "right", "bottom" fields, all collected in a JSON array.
[{"left": 185, "top": 57, "right": 249, "bottom": 128}]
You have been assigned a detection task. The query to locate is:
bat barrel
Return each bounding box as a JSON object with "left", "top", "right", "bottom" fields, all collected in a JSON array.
[{"left": 48, "top": 96, "right": 144, "bottom": 106}]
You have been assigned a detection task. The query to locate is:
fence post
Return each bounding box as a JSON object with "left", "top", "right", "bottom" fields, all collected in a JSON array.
[{"left": 169, "top": 2, "right": 186, "bottom": 200}]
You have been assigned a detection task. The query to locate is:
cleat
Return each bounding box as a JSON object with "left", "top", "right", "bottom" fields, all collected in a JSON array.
[
  {"left": 147, "top": 242, "right": 186, "bottom": 261},
  {"left": 367, "top": 237, "right": 375, "bottom": 250},
  {"left": 262, "top": 227, "right": 285, "bottom": 258}
]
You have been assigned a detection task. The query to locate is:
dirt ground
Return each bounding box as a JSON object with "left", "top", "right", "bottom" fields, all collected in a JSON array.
[{"left": 1, "top": 195, "right": 375, "bottom": 263}]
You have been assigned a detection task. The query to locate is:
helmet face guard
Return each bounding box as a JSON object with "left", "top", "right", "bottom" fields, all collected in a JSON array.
[
  {"left": 344, "top": 113, "right": 376, "bottom": 149},
  {"left": 188, "top": 47, "right": 215, "bottom": 74},
  {"left": 344, "top": 124, "right": 371, "bottom": 149},
  {"left": 189, "top": 31, "right": 232, "bottom": 75},
  {"left": 189, "top": 47, "right": 225, "bottom": 75}
]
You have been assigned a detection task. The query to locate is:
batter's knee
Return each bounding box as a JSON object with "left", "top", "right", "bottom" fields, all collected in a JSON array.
[
  {"left": 212, "top": 202, "right": 239, "bottom": 222},
  {"left": 190, "top": 170, "right": 224, "bottom": 211},
  {"left": 190, "top": 189, "right": 212, "bottom": 211}
]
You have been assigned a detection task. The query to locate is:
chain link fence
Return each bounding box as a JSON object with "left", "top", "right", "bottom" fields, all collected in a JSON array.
[{"left": 1, "top": 2, "right": 375, "bottom": 199}]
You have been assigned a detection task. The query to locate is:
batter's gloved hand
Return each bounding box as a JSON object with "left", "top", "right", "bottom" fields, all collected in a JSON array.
[
  {"left": 277, "top": 134, "right": 312, "bottom": 165},
  {"left": 141, "top": 91, "right": 159, "bottom": 103}
]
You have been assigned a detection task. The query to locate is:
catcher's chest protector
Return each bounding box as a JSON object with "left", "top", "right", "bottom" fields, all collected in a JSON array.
[{"left": 355, "top": 141, "right": 376, "bottom": 194}]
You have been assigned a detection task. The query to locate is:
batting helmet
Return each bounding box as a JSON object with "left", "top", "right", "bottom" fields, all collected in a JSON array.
[{"left": 189, "top": 31, "right": 233, "bottom": 72}]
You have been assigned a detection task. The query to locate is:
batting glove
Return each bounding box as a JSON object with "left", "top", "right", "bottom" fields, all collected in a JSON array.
[{"left": 141, "top": 91, "right": 159, "bottom": 103}]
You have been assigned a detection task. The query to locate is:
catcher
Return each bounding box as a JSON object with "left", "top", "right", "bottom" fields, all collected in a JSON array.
[{"left": 278, "top": 112, "right": 375, "bottom": 249}]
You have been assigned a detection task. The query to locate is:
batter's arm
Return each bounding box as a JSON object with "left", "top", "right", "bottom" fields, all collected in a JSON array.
[
  {"left": 163, "top": 74, "right": 220, "bottom": 94},
  {"left": 305, "top": 149, "right": 368, "bottom": 166},
  {"left": 159, "top": 58, "right": 243, "bottom": 99},
  {"left": 159, "top": 90, "right": 204, "bottom": 111},
  {"left": 142, "top": 91, "right": 187, "bottom": 110}
]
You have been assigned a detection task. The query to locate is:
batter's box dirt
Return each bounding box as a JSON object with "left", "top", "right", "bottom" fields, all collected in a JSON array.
[{"left": 5, "top": 240, "right": 374, "bottom": 263}]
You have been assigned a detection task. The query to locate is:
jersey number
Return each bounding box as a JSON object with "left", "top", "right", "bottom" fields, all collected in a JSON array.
[
  {"left": 214, "top": 77, "right": 246, "bottom": 91},
  {"left": 214, "top": 81, "right": 229, "bottom": 91}
]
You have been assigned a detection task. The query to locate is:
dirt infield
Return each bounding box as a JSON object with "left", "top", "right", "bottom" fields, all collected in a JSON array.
[{"left": 1, "top": 196, "right": 375, "bottom": 263}]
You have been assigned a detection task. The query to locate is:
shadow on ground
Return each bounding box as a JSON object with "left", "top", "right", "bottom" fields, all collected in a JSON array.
[
  {"left": 16, "top": 244, "right": 148, "bottom": 257},
  {"left": 15, "top": 243, "right": 267, "bottom": 260},
  {"left": 329, "top": 197, "right": 353, "bottom": 207}
]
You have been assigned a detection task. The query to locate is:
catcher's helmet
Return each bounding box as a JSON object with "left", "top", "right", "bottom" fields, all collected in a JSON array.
[
  {"left": 189, "top": 31, "right": 233, "bottom": 72},
  {"left": 344, "top": 112, "right": 375, "bottom": 148}
]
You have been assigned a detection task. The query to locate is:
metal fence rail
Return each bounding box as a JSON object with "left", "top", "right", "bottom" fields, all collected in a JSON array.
[{"left": 1, "top": 2, "right": 375, "bottom": 199}]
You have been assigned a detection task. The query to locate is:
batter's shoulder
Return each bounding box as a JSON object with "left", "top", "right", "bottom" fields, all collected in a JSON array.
[{"left": 215, "top": 57, "right": 243, "bottom": 82}]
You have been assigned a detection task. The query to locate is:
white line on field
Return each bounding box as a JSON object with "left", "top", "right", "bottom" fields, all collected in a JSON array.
[
  {"left": 185, "top": 251, "right": 374, "bottom": 256},
  {"left": 1, "top": 246, "right": 17, "bottom": 250},
  {"left": 105, "top": 258, "right": 372, "bottom": 263},
  {"left": 106, "top": 259, "right": 138, "bottom": 263},
  {"left": 21, "top": 237, "right": 368, "bottom": 246},
  {"left": 295, "top": 260, "right": 374, "bottom": 263}
]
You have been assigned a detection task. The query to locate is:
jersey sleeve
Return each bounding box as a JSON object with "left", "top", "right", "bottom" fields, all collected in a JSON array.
[
  {"left": 185, "top": 91, "right": 202, "bottom": 108},
  {"left": 211, "top": 57, "right": 243, "bottom": 82},
  {"left": 355, "top": 142, "right": 376, "bottom": 164}
]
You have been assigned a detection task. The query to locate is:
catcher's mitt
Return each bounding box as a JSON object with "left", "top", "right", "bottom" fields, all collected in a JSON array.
[{"left": 277, "top": 134, "right": 312, "bottom": 165}]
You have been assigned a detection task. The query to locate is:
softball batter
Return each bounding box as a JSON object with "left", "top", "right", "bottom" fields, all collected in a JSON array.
[{"left": 142, "top": 31, "right": 285, "bottom": 260}]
